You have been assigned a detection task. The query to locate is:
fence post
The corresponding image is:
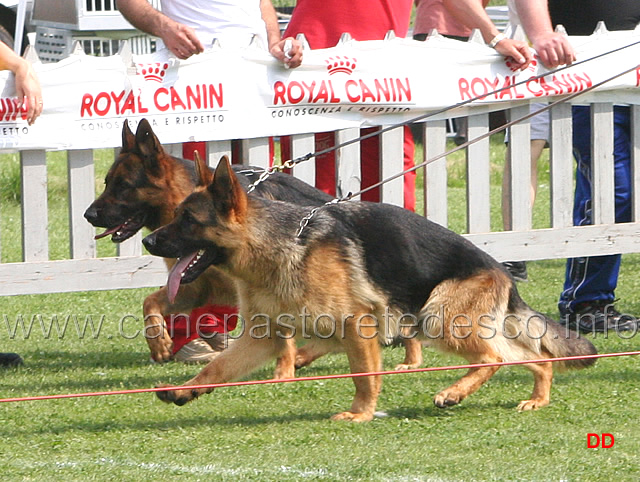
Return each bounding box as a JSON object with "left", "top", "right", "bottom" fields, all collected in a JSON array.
[
  {"left": 68, "top": 149, "right": 96, "bottom": 259},
  {"left": 21, "top": 150, "right": 49, "bottom": 262}
]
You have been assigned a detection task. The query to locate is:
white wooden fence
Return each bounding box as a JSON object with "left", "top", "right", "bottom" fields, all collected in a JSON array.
[{"left": 2, "top": 98, "right": 640, "bottom": 296}]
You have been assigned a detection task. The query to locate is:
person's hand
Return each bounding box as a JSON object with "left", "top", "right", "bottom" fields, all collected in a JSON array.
[
  {"left": 270, "top": 37, "right": 303, "bottom": 69},
  {"left": 494, "top": 38, "right": 534, "bottom": 71},
  {"left": 530, "top": 32, "right": 576, "bottom": 69},
  {"left": 161, "top": 18, "right": 205, "bottom": 60},
  {"left": 14, "top": 60, "right": 42, "bottom": 125}
]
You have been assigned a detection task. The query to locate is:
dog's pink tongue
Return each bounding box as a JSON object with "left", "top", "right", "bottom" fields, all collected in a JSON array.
[
  {"left": 94, "top": 225, "right": 121, "bottom": 240},
  {"left": 167, "top": 252, "right": 199, "bottom": 303}
]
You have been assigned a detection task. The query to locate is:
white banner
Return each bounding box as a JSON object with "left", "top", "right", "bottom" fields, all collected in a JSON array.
[{"left": 2, "top": 31, "right": 640, "bottom": 150}]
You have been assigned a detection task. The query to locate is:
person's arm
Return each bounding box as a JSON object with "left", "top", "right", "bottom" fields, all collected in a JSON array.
[
  {"left": 260, "top": 0, "right": 303, "bottom": 68},
  {"left": 117, "top": 0, "right": 204, "bottom": 59},
  {"left": 442, "top": 0, "right": 532, "bottom": 70},
  {"left": 0, "top": 41, "right": 42, "bottom": 125},
  {"left": 512, "top": 0, "right": 575, "bottom": 68}
]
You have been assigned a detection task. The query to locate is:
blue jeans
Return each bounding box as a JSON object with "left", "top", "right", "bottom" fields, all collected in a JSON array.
[{"left": 558, "top": 105, "right": 632, "bottom": 313}]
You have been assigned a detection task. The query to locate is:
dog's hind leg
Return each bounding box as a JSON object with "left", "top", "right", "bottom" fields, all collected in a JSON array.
[
  {"left": 434, "top": 358, "right": 501, "bottom": 408},
  {"left": 517, "top": 359, "right": 553, "bottom": 411},
  {"left": 273, "top": 338, "right": 297, "bottom": 380},
  {"left": 425, "top": 270, "right": 511, "bottom": 408},
  {"left": 295, "top": 341, "right": 336, "bottom": 369},
  {"left": 394, "top": 337, "right": 423, "bottom": 371}
]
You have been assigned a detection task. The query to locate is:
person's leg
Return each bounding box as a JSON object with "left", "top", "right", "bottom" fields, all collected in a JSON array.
[
  {"left": 314, "top": 131, "right": 337, "bottom": 197},
  {"left": 501, "top": 104, "right": 549, "bottom": 281},
  {"left": 402, "top": 125, "right": 416, "bottom": 212},
  {"left": 360, "top": 127, "right": 380, "bottom": 203},
  {"left": 501, "top": 138, "right": 545, "bottom": 231},
  {"left": 360, "top": 126, "right": 415, "bottom": 210},
  {"left": 559, "top": 106, "right": 636, "bottom": 332}
]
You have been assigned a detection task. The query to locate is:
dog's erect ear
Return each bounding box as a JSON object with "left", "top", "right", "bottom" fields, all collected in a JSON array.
[
  {"left": 135, "top": 118, "right": 165, "bottom": 172},
  {"left": 194, "top": 151, "right": 214, "bottom": 187},
  {"left": 121, "top": 119, "right": 136, "bottom": 152},
  {"left": 208, "top": 156, "right": 247, "bottom": 218}
]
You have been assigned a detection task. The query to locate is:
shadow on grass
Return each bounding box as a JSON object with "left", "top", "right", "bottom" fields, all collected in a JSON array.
[{"left": 0, "top": 409, "right": 333, "bottom": 437}]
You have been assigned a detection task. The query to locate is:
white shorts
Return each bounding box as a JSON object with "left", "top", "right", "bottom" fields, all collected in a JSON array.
[{"left": 505, "top": 102, "right": 550, "bottom": 144}]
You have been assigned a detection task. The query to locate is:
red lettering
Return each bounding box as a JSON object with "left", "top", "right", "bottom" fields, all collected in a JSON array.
[
  {"left": 497, "top": 76, "right": 523, "bottom": 100},
  {"left": 526, "top": 79, "right": 544, "bottom": 97},
  {"left": 539, "top": 77, "right": 560, "bottom": 96},
  {"left": 110, "top": 90, "right": 126, "bottom": 115},
  {"left": 587, "top": 433, "right": 600, "bottom": 448},
  {"left": 470, "top": 78, "right": 489, "bottom": 100},
  {"left": 302, "top": 81, "right": 316, "bottom": 102},
  {"left": 329, "top": 80, "right": 340, "bottom": 103},
  {"left": 374, "top": 79, "right": 391, "bottom": 102},
  {"left": 483, "top": 77, "right": 500, "bottom": 99},
  {"left": 573, "top": 73, "right": 592, "bottom": 91},
  {"left": 345, "top": 79, "right": 360, "bottom": 102},
  {"left": 396, "top": 78, "right": 412, "bottom": 102},
  {"left": 552, "top": 74, "right": 574, "bottom": 94},
  {"left": 186, "top": 85, "right": 202, "bottom": 109},
  {"left": 636, "top": 67, "right": 640, "bottom": 87},
  {"left": 155, "top": 87, "right": 170, "bottom": 112},
  {"left": 511, "top": 76, "right": 525, "bottom": 99},
  {"left": 209, "top": 84, "right": 223, "bottom": 108},
  {"left": 93, "top": 92, "right": 111, "bottom": 116},
  {"left": 602, "top": 433, "right": 615, "bottom": 448},
  {"left": 273, "top": 81, "right": 286, "bottom": 105},
  {"left": 359, "top": 80, "right": 376, "bottom": 102},
  {"left": 170, "top": 87, "right": 186, "bottom": 110},
  {"left": 313, "top": 81, "right": 329, "bottom": 103},
  {"left": 287, "top": 81, "right": 305, "bottom": 104},
  {"left": 120, "top": 91, "right": 136, "bottom": 115},
  {"left": 458, "top": 78, "right": 472, "bottom": 100},
  {"left": 137, "top": 93, "right": 149, "bottom": 114},
  {"left": 80, "top": 94, "right": 94, "bottom": 117}
]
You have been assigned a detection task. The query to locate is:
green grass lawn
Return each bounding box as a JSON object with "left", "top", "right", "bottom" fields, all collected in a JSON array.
[{"left": 1, "top": 138, "right": 639, "bottom": 480}]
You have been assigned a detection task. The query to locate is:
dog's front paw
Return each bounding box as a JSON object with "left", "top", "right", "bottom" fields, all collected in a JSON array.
[
  {"left": 146, "top": 326, "right": 174, "bottom": 363},
  {"left": 330, "top": 411, "right": 374, "bottom": 422},
  {"left": 155, "top": 384, "right": 204, "bottom": 406},
  {"left": 434, "top": 389, "right": 464, "bottom": 408},
  {"left": 517, "top": 398, "right": 549, "bottom": 411}
]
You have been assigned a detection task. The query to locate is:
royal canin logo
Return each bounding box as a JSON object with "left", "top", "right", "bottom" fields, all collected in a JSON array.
[
  {"left": 0, "top": 97, "right": 26, "bottom": 122},
  {"left": 136, "top": 62, "right": 170, "bottom": 82},
  {"left": 505, "top": 55, "right": 538, "bottom": 73},
  {"left": 325, "top": 56, "right": 357, "bottom": 75}
]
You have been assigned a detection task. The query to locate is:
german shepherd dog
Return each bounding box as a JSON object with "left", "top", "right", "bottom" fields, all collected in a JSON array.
[
  {"left": 143, "top": 158, "right": 597, "bottom": 421},
  {"left": 84, "top": 119, "right": 423, "bottom": 373}
]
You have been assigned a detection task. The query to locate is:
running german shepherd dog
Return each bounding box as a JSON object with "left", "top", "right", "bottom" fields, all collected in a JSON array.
[
  {"left": 83, "top": 119, "right": 331, "bottom": 369},
  {"left": 143, "top": 158, "right": 597, "bottom": 421},
  {"left": 84, "top": 119, "right": 423, "bottom": 373}
]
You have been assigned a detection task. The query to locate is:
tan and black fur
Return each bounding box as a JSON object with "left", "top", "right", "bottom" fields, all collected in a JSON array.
[
  {"left": 143, "top": 158, "right": 597, "bottom": 421},
  {"left": 84, "top": 119, "right": 424, "bottom": 374}
]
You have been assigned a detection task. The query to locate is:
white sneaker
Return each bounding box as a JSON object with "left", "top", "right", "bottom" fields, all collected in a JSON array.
[{"left": 173, "top": 338, "right": 220, "bottom": 364}]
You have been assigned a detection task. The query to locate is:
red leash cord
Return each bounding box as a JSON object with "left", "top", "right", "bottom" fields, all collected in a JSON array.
[{"left": 1, "top": 350, "right": 638, "bottom": 403}]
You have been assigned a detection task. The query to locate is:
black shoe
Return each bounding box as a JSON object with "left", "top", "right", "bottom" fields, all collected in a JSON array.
[
  {"left": 502, "top": 261, "right": 528, "bottom": 282},
  {"left": 0, "top": 353, "right": 23, "bottom": 367},
  {"left": 560, "top": 301, "right": 639, "bottom": 334}
]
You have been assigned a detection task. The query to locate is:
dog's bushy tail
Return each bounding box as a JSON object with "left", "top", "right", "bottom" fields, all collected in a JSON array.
[
  {"left": 540, "top": 317, "right": 597, "bottom": 371},
  {"left": 519, "top": 307, "right": 597, "bottom": 371}
]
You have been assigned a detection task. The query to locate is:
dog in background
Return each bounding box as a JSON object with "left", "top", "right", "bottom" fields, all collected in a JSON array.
[
  {"left": 143, "top": 158, "right": 597, "bottom": 421},
  {"left": 84, "top": 119, "right": 424, "bottom": 373}
]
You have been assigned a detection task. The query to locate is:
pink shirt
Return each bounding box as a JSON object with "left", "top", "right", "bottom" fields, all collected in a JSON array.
[{"left": 284, "top": 0, "right": 412, "bottom": 49}]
